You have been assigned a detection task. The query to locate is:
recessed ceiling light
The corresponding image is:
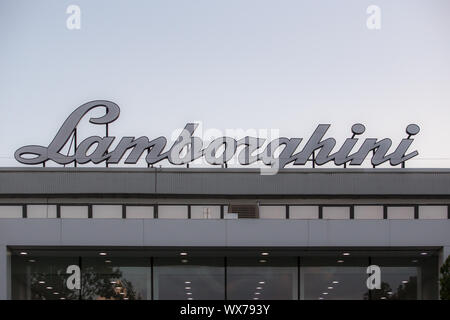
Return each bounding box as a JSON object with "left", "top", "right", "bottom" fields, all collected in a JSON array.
[
  {"left": 261, "top": 252, "right": 269, "bottom": 256},
  {"left": 38, "top": 281, "right": 45, "bottom": 284},
  {"left": 342, "top": 252, "right": 350, "bottom": 256},
  {"left": 259, "top": 281, "right": 265, "bottom": 284},
  {"left": 332, "top": 281, "right": 339, "bottom": 284},
  {"left": 256, "top": 287, "right": 262, "bottom": 290},
  {"left": 420, "top": 252, "right": 428, "bottom": 256},
  {"left": 124, "top": 298, "right": 129, "bottom": 300},
  {"left": 255, "top": 292, "right": 261, "bottom": 295},
  {"left": 20, "top": 252, "right": 28, "bottom": 255},
  {"left": 181, "top": 259, "right": 189, "bottom": 263},
  {"left": 53, "top": 292, "right": 59, "bottom": 295},
  {"left": 99, "top": 252, "right": 107, "bottom": 256},
  {"left": 387, "top": 291, "right": 393, "bottom": 295},
  {"left": 180, "top": 252, "right": 188, "bottom": 256},
  {"left": 105, "top": 260, "right": 112, "bottom": 263},
  {"left": 120, "top": 292, "right": 125, "bottom": 295},
  {"left": 253, "top": 297, "right": 259, "bottom": 300},
  {"left": 412, "top": 259, "right": 418, "bottom": 263},
  {"left": 46, "top": 286, "right": 53, "bottom": 290},
  {"left": 186, "top": 292, "right": 192, "bottom": 295},
  {"left": 60, "top": 297, "right": 66, "bottom": 300},
  {"left": 322, "top": 292, "right": 328, "bottom": 295},
  {"left": 259, "top": 259, "right": 267, "bottom": 263},
  {"left": 402, "top": 280, "right": 408, "bottom": 284},
  {"left": 318, "top": 297, "right": 324, "bottom": 300},
  {"left": 328, "top": 287, "right": 334, "bottom": 290},
  {"left": 28, "top": 259, "right": 36, "bottom": 263},
  {"left": 185, "top": 287, "right": 191, "bottom": 290},
  {"left": 380, "top": 297, "right": 386, "bottom": 300},
  {"left": 110, "top": 281, "right": 116, "bottom": 284},
  {"left": 187, "top": 297, "right": 193, "bottom": 300},
  {"left": 185, "top": 281, "right": 191, "bottom": 284},
  {"left": 337, "top": 260, "right": 344, "bottom": 263}
]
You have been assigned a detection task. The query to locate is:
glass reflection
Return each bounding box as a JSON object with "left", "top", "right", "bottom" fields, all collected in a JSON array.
[
  {"left": 227, "top": 258, "right": 298, "bottom": 300},
  {"left": 12, "top": 255, "right": 79, "bottom": 300},
  {"left": 301, "top": 257, "right": 369, "bottom": 300},
  {"left": 81, "top": 257, "right": 150, "bottom": 300},
  {"left": 153, "top": 258, "right": 224, "bottom": 300},
  {"left": 10, "top": 250, "right": 439, "bottom": 300},
  {"left": 370, "top": 257, "right": 438, "bottom": 300}
]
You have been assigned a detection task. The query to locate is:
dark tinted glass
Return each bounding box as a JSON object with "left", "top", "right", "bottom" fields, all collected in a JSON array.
[
  {"left": 12, "top": 255, "right": 79, "bottom": 300},
  {"left": 153, "top": 258, "right": 224, "bottom": 300},
  {"left": 227, "top": 258, "right": 298, "bottom": 300}
]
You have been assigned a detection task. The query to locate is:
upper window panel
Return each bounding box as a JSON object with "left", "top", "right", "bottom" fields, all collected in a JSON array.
[
  {"left": 259, "top": 206, "right": 286, "bottom": 219},
  {"left": 0, "top": 206, "right": 22, "bottom": 218},
  {"left": 322, "top": 207, "right": 350, "bottom": 220},
  {"left": 354, "top": 206, "right": 384, "bottom": 220},
  {"left": 126, "top": 206, "right": 154, "bottom": 219},
  {"left": 418, "top": 206, "right": 447, "bottom": 219},
  {"left": 158, "top": 205, "right": 188, "bottom": 219},
  {"left": 27, "top": 205, "right": 57, "bottom": 218},
  {"left": 61, "top": 206, "right": 88, "bottom": 219},
  {"left": 387, "top": 207, "right": 414, "bottom": 219},
  {"left": 190, "top": 206, "right": 221, "bottom": 219},
  {"left": 289, "top": 206, "right": 319, "bottom": 219},
  {"left": 92, "top": 205, "right": 122, "bottom": 219}
]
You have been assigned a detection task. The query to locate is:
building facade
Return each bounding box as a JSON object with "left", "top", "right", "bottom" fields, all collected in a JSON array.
[{"left": 0, "top": 168, "right": 449, "bottom": 300}]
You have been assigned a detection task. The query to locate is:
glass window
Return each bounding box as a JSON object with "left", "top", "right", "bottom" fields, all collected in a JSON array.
[
  {"left": 27, "top": 205, "right": 57, "bottom": 219},
  {"left": 289, "top": 206, "right": 318, "bottom": 219},
  {"left": 10, "top": 249, "right": 439, "bottom": 300},
  {"left": 419, "top": 206, "right": 447, "bottom": 219},
  {"left": 227, "top": 258, "right": 298, "bottom": 300},
  {"left": 27, "top": 205, "right": 47, "bottom": 218},
  {"left": 92, "top": 205, "right": 122, "bottom": 219},
  {"left": 322, "top": 207, "right": 350, "bottom": 219},
  {"left": 387, "top": 207, "right": 414, "bottom": 219},
  {"left": 300, "top": 257, "right": 369, "bottom": 300},
  {"left": 259, "top": 206, "right": 285, "bottom": 219},
  {"left": 60, "top": 206, "right": 88, "bottom": 219},
  {"left": 126, "top": 206, "right": 154, "bottom": 219},
  {"left": 354, "top": 206, "right": 384, "bottom": 219},
  {"left": 12, "top": 253, "right": 80, "bottom": 300},
  {"left": 190, "top": 206, "right": 221, "bottom": 219},
  {"left": 48, "top": 205, "right": 57, "bottom": 218},
  {"left": 370, "top": 258, "right": 419, "bottom": 300},
  {"left": 0, "top": 205, "right": 22, "bottom": 218},
  {"left": 158, "top": 205, "right": 188, "bottom": 219},
  {"left": 153, "top": 258, "right": 224, "bottom": 300},
  {"left": 81, "top": 257, "right": 151, "bottom": 300}
]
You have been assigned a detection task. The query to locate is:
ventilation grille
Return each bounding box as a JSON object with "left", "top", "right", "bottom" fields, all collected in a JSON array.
[{"left": 228, "top": 204, "right": 259, "bottom": 219}]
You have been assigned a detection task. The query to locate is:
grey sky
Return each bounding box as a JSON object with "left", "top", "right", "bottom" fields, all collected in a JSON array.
[{"left": 1, "top": 0, "right": 449, "bottom": 168}]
